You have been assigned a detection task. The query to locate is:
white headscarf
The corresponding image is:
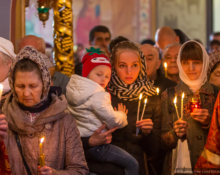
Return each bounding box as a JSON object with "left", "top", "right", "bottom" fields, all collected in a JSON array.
[
  {"left": 177, "top": 40, "right": 209, "bottom": 93},
  {"left": 0, "top": 37, "right": 16, "bottom": 60}
]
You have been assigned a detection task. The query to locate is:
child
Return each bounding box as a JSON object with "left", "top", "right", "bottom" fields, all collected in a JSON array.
[{"left": 66, "top": 47, "right": 139, "bottom": 175}]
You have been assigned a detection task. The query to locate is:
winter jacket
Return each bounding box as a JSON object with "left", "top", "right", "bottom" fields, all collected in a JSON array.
[
  {"left": 82, "top": 94, "right": 162, "bottom": 175},
  {"left": 161, "top": 81, "right": 217, "bottom": 175},
  {"left": 3, "top": 93, "right": 89, "bottom": 175},
  {"left": 66, "top": 75, "right": 128, "bottom": 137}
]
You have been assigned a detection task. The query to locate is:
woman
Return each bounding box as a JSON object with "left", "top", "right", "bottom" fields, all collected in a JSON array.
[
  {"left": 3, "top": 46, "right": 88, "bottom": 175},
  {"left": 81, "top": 41, "right": 162, "bottom": 175},
  {"left": 161, "top": 41, "right": 218, "bottom": 175},
  {"left": 207, "top": 51, "right": 220, "bottom": 87}
]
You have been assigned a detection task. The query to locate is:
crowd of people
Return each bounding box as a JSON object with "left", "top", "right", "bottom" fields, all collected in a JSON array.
[{"left": 0, "top": 25, "right": 220, "bottom": 175}]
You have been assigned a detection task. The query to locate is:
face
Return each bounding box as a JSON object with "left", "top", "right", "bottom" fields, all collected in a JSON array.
[
  {"left": 88, "top": 65, "right": 111, "bottom": 88},
  {"left": 209, "top": 64, "right": 220, "bottom": 87},
  {"left": 115, "top": 51, "right": 140, "bottom": 84},
  {"left": 210, "top": 44, "right": 220, "bottom": 53},
  {"left": 14, "top": 71, "right": 43, "bottom": 107},
  {"left": 140, "top": 46, "right": 161, "bottom": 80},
  {"left": 90, "top": 32, "right": 111, "bottom": 53},
  {"left": 181, "top": 60, "right": 203, "bottom": 80},
  {"left": 163, "top": 45, "right": 181, "bottom": 75},
  {"left": 0, "top": 58, "right": 12, "bottom": 82}
]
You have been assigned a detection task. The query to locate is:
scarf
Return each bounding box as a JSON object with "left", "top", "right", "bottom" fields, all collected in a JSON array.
[
  {"left": 207, "top": 51, "right": 220, "bottom": 80},
  {"left": 8, "top": 46, "right": 51, "bottom": 112},
  {"left": 177, "top": 40, "right": 209, "bottom": 93},
  {"left": 108, "top": 41, "right": 156, "bottom": 101}
]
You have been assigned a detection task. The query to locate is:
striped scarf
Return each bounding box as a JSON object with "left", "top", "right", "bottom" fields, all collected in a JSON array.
[{"left": 108, "top": 41, "right": 156, "bottom": 101}]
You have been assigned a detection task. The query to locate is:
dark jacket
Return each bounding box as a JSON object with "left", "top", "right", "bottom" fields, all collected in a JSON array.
[
  {"left": 53, "top": 71, "right": 70, "bottom": 96},
  {"left": 161, "top": 81, "right": 217, "bottom": 175},
  {"left": 82, "top": 94, "right": 162, "bottom": 175},
  {"left": 154, "top": 69, "right": 177, "bottom": 95}
]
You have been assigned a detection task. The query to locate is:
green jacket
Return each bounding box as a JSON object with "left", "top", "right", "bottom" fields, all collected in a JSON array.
[{"left": 161, "top": 81, "right": 217, "bottom": 175}]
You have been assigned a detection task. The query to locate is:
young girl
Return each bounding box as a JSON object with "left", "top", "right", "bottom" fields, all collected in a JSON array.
[{"left": 66, "top": 47, "right": 139, "bottom": 175}]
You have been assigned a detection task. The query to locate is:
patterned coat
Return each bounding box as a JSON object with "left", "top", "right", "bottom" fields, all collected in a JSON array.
[{"left": 161, "top": 81, "right": 216, "bottom": 175}]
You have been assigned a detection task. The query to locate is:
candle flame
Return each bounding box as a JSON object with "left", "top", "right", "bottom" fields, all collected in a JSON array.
[
  {"left": 41, "top": 6, "right": 45, "bottom": 8},
  {"left": 0, "top": 84, "right": 3, "bottom": 91},
  {"left": 40, "top": 137, "right": 44, "bottom": 143},
  {"left": 144, "top": 98, "right": 147, "bottom": 104},
  {"left": 139, "top": 93, "right": 142, "bottom": 100},
  {"left": 156, "top": 88, "right": 159, "bottom": 94},
  {"left": 173, "top": 96, "right": 177, "bottom": 104},
  {"left": 182, "top": 92, "right": 185, "bottom": 99},
  {"left": 164, "top": 62, "right": 167, "bottom": 68}
]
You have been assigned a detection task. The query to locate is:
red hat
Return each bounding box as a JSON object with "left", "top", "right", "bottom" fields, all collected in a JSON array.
[{"left": 82, "top": 47, "right": 111, "bottom": 77}]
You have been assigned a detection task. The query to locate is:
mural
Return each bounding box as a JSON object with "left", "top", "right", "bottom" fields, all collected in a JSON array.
[{"left": 156, "top": 0, "right": 206, "bottom": 45}]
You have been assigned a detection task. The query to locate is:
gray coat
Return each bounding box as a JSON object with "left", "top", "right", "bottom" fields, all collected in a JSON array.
[{"left": 161, "top": 81, "right": 216, "bottom": 175}]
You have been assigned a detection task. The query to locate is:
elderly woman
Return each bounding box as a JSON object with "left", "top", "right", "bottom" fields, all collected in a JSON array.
[
  {"left": 81, "top": 41, "right": 162, "bottom": 175},
  {"left": 161, "top": 41, "right": 219, "bottom": 175},
  {"left": 2, "top": 46, "right": 88, "bottom": 175}
]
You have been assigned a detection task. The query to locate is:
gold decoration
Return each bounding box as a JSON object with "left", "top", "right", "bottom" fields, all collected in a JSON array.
[{"left": 53, "top": 0, "right": 74, "bottom": 77}]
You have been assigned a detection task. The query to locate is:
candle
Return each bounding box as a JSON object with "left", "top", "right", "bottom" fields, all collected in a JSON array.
[
  {"left": 181, "top": 93, "right": 184, "bottom": 119},
  {"left": 164, "top": 62, "right": 167, "bottom": 78},
  {"left": 156, "top": 88, "right": 159, "bottom": 95},
  {"left": 174, "top": 96, "right": 180, "bottom": 119},
  {"left": 39, "top": 137, "right": 45, "bottom": 167},
  {"left": 140, "top": 98, "right": 147, "bottom": 121},
  {"left": 137, "top": 93, "right": 142, "bottom": 122},
  {"left": 0, "top": 84, "right": 3, "bottom": 101}
]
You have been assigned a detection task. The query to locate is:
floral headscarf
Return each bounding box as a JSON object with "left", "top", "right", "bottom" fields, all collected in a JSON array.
[
  {"left": 207, "top": 51, "right": 220, "bottom": 80},
  {"left": 108, "top": 41, "right": 156, "bottom": 101},
  {"left": 8, "top": 46, "right": 51, "bottom": 106}
]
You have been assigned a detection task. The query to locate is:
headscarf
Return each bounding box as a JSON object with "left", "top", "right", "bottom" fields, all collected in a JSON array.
[
  {"left": 8, "top": 46, "right": 51, "bottom": 107},
  {"left": 177, "top": 40, "right": 209, "bottom": 93},
  {"left": 108, "top": 41, "right": 156, "bottom": 101},
  {"left": 0, "top": 37, "right": 16, "bottom": 60},
  {"left": 207, "top": 51, "right": 220, "bottom": 80}
]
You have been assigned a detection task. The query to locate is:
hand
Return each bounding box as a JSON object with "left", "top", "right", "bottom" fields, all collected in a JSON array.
[
  {"left": 38, "top": 166, "right": 52, "bottom": 175},
  {"left": 174, "top": 118, "right": 187, "bottom": 138},
  {"left": 88, "top": 124, "right": 118, "bottom": 147},
  {"left": 191, "top": 109, "right": 210, "bottom": 126},
  {"left": 136, "top": 119, "right": 153, "bottom": 136},
  {"left": 0, "top": 114, "right": 7, "bottom": 140},
  {"left": 114, "top": 103, "right": 128, "bottom": 115}
]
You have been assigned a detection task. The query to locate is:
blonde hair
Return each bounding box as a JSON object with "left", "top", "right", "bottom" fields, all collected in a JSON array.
[{"left": 111, "top": 41, "right": 142, "bottom": 69}]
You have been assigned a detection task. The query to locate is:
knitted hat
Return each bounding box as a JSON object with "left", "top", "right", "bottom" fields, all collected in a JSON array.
[
  {"left": 207, "top": 51, "right": 220, "bottom": 80},
  {"left": 82, "top": 47, "right": 111, "bottom": 77},
  {"left": 0, "top": 37, "right": 16, "bottom": 60}
]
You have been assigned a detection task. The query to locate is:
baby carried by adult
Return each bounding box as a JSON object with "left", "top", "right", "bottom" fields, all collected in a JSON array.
[{"left": 66, "top": 47, "right": 139, "bottom": 175}]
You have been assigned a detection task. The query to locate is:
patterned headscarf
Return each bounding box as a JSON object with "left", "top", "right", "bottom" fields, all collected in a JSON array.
[
  {"left": 207, "top": 51, "right": 220, "bottom": 80},
  {"left": 8, "top": 46, "right": 51, "bottom": 106},
  {"left": 108, "top": 41, "right": 156, "bottom": 101}
]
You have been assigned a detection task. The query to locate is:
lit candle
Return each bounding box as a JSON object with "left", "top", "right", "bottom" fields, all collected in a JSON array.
[
  {"left": 0, "top": 84, "right": 3, "bottom": 101},
  {"left": 174, "top": 96, "right": 180, "bottom": 119},
  {"left": 164, "top": 62, "right": 167, "bottom": 78},
  {"left": 140, "top": 98, "right": 147, "bottom": 121},
  {"left": 137, "top": 93, "right": 142, "bottom": 122},
  {"left": 156, "top": 88, "right": 159, "bottom": 95},
  {"left": 181, "top": 93, "right": 184, "bottom": 119},
  {"left": 39, "top": 137, "right": 45, "bottom": 167}
]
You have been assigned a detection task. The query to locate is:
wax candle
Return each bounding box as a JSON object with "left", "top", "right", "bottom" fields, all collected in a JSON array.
[
  {"left": 39, "top": 137, "right": 45, "bottom": 167},
  {"left": 137, "top": 93, "right": 142, "bottom": 122},
  {"left": 156, "top": 88, "right": 159, "bottom": 95},
  {"left": 181, "top": 93, "right": 184, "bottom": 119},
  {"left": 140, "top": 98, "right": 147, "bottom": 121},
  {"left": 0, "top": 84, "right": 3, "bottom": 101},
  {"left": 174, "top": 96, "right": 180, "bottom": 119},
  {"left": 164, "top": 62, "right": 168, "bottom": 78}
]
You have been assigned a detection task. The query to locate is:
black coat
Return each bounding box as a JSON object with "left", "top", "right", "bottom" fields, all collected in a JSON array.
[{"left": 82, "top": 94, "right": 162, "bottom": 175}]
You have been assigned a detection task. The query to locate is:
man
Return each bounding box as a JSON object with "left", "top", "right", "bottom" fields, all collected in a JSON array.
[
  {"left": 210, "top": 32, "right": 220, "bottom": 42},
  {"left": 162, "top": 43, "right": 182, "bottom": 83},
  {"left": 155, "top": 27, "right": 179, "bottom": 52},
  {"left": 19, "top": 35, "right": 70, "bottom": 96},
  {"left": 0, "top": 37, "right": 16, "bottom": 107},
  {"left": 209, "top": 40, "right": 220, "bottom": 53},
  {"left": 140, "top": 44, "right": 176, "bottom": 96},
  {"left": 89, "top": 25, "right": 111, "bottom": 55}
]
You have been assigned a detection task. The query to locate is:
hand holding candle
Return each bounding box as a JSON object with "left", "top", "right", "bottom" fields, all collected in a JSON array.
[
  {"left": 39, "top": 137, "right": 45, "bottom": 167},
  {"left": 164, "top": 62, "right": 167, "bottom": 78},
  {"left": 191, "top": 109, "right": 210, "bottom": 126}
]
